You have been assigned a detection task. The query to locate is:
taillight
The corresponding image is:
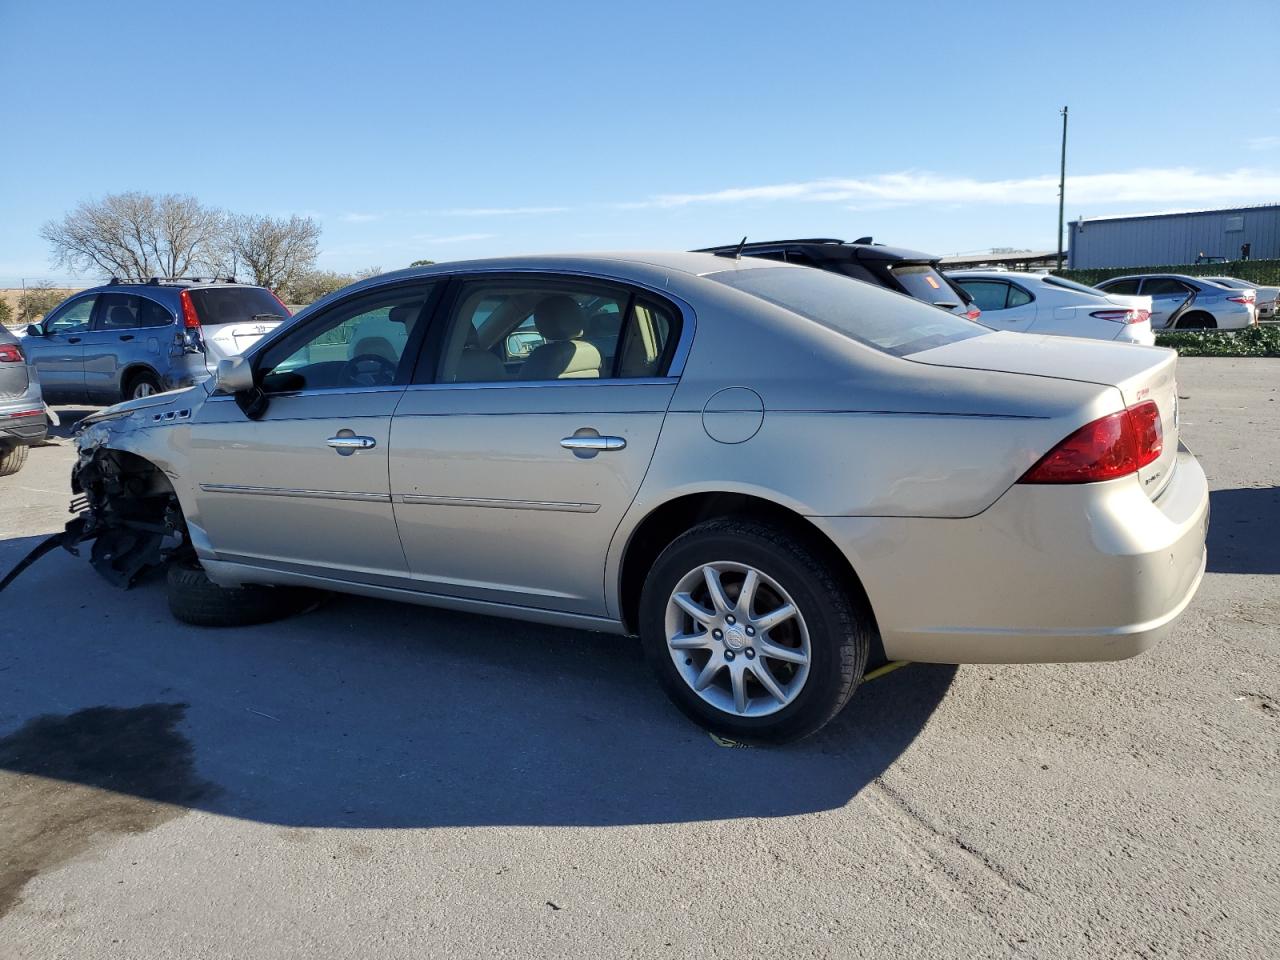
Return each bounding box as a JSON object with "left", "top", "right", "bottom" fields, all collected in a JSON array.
[
  {"left": 270, "top": 290, "right": 292, "bottom": 317},
  {"left": 0, "top": 342, "right": 24, "bottom": 362},
  {"left": 1226, "top": 294, "right": 1255, "bottom": 305},
  {"left": 1090, "top": 308, "right": 1150, "bottom": 325},
  {"left": 966, "top": 307, "right": 982, "bottom": 321},
  {"left": 180, "top": 289, "right": 201, "bottom": 328},
  {"left": 1019, "top": 400, "right": 1163, "bottom": 484}
]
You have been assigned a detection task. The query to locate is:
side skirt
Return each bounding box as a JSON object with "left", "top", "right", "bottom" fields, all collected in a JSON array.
[{"left": 200, "top": 558, "right": 631, "bottom": 636}]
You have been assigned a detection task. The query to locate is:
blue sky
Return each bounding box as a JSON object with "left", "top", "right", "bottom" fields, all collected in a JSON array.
[{"left": 3, "top": 0, "right": 1278, "bottom": 283}]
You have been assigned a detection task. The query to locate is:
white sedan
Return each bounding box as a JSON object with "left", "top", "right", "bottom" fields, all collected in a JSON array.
[{"left": 948, "top": 271, "right": 1156, "bottom": 345}]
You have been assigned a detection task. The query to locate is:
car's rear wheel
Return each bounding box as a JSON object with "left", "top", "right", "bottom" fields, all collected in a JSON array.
[
  {"left": 1177, "top": 311, "right": 1216, "bottom": 330},
  {"left": 166, "top": 560, "right": 319, "bottom": 627},
  {"left": 124, "top": 371, "right": 162, "bottom": 401},
  {"left": 0, "top": 443, "right": 29, "bottom": 477},
  {"left": 639, "top": 518, "right": 871, "bottom": 744}
]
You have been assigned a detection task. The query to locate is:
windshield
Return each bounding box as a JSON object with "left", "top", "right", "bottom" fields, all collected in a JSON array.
[
  {"left": 708, "top": 266, "right": 986, "bottom": 358},
  {"left": 188, "top": 287, "right": 290, "bottom": 326},
  {"left": 1043, "top": 275, "right": 1108, "bottom": 298},
  {"left": 889, "top": 263, "right": 965, "bottom": 308}
]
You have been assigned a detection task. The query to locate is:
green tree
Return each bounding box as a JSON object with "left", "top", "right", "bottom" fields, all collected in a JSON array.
[
  {"left": 409, "top": 259, "right": 435, "bottom": 267},
  {"left": 17, "top": 283, "right": 67, "bottom": 324},
  {"left": 0, "top": 299, "right": 13, "bottom": 327}
]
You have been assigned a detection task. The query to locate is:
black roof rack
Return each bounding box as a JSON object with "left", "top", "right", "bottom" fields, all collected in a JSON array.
[{"left": 107, "top": 276, "right": 238, "bottom": 285}]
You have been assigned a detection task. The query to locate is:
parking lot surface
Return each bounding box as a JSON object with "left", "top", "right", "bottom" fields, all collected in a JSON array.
[{"left": 1, "top": 358, "right": 1277, "bottom": 959}]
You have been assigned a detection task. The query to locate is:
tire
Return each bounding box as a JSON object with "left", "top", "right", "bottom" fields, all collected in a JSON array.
[
  {"left": 0, "top": 443, "right": 29, "bottom": 477},
  {"left": 639, "top": 518, "right": 872, "bottom": 744},
  {"left": 166, "top": 560, "right": 318, "bottom": 627},
  {"left": 123, "top": 371, "right": 162, "bottom": 401},
  {"left": 1177, "top": 312, "right": 1216, "bottom": 330}
]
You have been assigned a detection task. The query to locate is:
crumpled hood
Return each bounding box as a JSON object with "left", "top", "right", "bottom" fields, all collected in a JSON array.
[{"left": 78, "top": 383, "right": 208, "bottom": 428}]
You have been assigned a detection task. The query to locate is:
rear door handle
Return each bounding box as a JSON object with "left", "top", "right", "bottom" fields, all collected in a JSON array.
[
  {"left": 67, "top": 337, "right": 82, "bottom": 344},
  {"left": 560, "top": 435, "right": 626, "bottom": 451},
  {"left": 327, "top": 435, "right": 377, "bottom": 452},
  {"left": 119, "top": 334, "right": 134, "bottom": 342}
]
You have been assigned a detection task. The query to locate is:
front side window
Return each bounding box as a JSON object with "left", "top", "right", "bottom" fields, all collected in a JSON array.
[
  {"left": 44, "top": 296, "right": 95, "bottom": 334},
  {"left": 710, "top": 266, "right": 985, "bottom": 357},
  {"left": 433, "top": 279, "right": 678, "bottom": 384},
  {"left": 257, "top": 282, "right": 437, "bottom": 393}
]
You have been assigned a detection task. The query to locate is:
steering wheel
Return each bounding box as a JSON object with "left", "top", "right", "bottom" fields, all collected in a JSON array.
[{"left": 341, "top": 353, "right": 398, "bottom": 388}]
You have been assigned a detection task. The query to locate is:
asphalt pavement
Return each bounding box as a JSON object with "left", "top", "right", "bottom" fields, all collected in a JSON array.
[{"left": 0, "top": 358, "right": 1277, "bottom": 959}]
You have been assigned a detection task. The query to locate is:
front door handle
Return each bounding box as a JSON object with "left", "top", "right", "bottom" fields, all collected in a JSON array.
[
  {"left": 67, "top": 337, "right": 82, "bottom": 344},
  {"left": 560, "top": 435, "right": 626, "bottom": 451},
  {"left": 119, "top": 334, "right": 134, "bottom": 342},
  {"left": 327, "top": 435, "right": 377, "bottom": 452}
]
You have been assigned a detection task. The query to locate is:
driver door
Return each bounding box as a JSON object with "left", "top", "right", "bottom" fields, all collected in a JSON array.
[
  {"left": 23, "top": 294, "right": 96, "bottom": 404},
  {"left": 185, "top": 281, "right": 439, "bottom": 581}
]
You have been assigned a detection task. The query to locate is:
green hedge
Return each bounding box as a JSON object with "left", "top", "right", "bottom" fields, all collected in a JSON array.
[
  {"left": 1155, "top": 324, "right": 1280, "bottom": 357},
  {"left": 1059, "top": 259, "right": 1280, "bottom": 286}
]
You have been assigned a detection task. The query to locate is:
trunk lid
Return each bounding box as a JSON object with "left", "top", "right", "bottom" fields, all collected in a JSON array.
[
  {"left": 0, "top": 328, "right": 32, "bottom": 399},
  {"left": 911, "top": 331, "right": 1180, "bottom": 499}
]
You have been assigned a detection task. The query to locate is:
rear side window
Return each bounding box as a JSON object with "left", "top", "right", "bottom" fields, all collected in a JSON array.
[
  {"left": 709, "top": 266, "right": 985, "bottom": 357},
  {"left": 890, "top": 264, "right": 963, "bottom": 307},
  {"left": 94, "top": 293, "right": 173, "bottom": 330},
  {"left": 955, "top": 280, "right": 1010, "bottom": 311},
  {"left": 187, "top": 287, "right": 289, "bottom": 326},
  {"left": 1100, "top": 279, "right": 1140, "bottom": 295}
]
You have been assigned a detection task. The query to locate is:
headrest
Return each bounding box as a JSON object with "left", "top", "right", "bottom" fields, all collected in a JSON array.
[
  {"left": 108, "top": 305, "right": 134, "bottom": 327},
  {"left": 533, "top": 295, "right": 585, "bottom": 341},
  {"left": 388, "top": 304, "right": 419, "bottom": 325}
]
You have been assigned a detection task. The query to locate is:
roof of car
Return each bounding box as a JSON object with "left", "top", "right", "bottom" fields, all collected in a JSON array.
[
  {"left": 693, "top": 238, "right": 943, "bottom": 264},
  {"left": 1098, "top": 274, "right": 1208, "bottom": 284},
  {"left": 365, "top": 251, "right": 789, "bottom": 284}
]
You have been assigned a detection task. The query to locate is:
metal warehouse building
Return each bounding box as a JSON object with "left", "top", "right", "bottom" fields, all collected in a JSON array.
[{"left": 1067, "top": 203, "right": 1280, "bottom": 269}]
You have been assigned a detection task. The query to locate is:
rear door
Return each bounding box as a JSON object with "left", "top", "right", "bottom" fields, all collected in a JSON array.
[
  {"left": 185, "top": 281, "right": 437, "bottom": 581},
  {"left": 953, "top": 279, "right": 1036, "bottom": 331},
  {"left": 23, "top": 294, "right": 95, "bottom": 403},
  {"left": 1139, "top": 277, "right": 1193, "bottom": 329},
  {"left": 389, "top": 275, "right": 683, "bottom": 616}
]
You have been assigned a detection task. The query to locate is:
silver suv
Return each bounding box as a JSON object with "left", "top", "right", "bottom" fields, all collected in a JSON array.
[
  {"left": 1095, "top": 274, "right": 1257, "bottom": 330},
  {"left": 22, "top": 278, "right": 290, "bottom": 404}
]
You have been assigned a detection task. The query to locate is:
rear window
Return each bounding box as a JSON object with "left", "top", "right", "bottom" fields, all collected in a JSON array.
[
  {"left": 889, "top": 264, "right": 964, "bottom": 307},
  {"left": 188, "top": 287, "right": 289, "bottom": 326},
  {"left": 708, "top": 266, "right": 986, "bottom": 358},
  {"left": 1042, "top": 276, "right": 1107, "bottom": 298}
]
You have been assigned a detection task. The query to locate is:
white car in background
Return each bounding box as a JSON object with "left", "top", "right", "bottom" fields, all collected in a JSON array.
[
  {"left": 1202, "top": 277, "right": 1278, "bottom": 321},
  {"left": 947, "top": 271, "right": 1156, "bottom": 345}
]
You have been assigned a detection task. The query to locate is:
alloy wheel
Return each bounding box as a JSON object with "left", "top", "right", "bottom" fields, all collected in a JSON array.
[{"left": 664, "top": 561, "right": 811, "bottom": 717}]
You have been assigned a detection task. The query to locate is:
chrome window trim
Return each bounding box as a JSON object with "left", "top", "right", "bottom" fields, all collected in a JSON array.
[
  {"left": 396, "top": 493, "right": 600, "bottom": 513},
  {"left": 199, "top": 483, "right": 390, "bottom": 503},
  {"left": 402, "top": 376, "right": 676, "bottom": 393},
  {"left": 241, "top": 267, "right": 697, "bottom": 375},
  {"left": 205, "top": 384, "right": 406, "bottom": 402}
]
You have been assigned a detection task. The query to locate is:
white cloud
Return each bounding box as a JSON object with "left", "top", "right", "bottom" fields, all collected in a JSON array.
[
  {"left": 339, "top": 212, "right": 383, "bottom": 223},
  {"left": 436, "top": 206, "right": 568, "bottom": 217},
  {"left": 629, "top": 168, "right": 1280, "bottom": 209}
]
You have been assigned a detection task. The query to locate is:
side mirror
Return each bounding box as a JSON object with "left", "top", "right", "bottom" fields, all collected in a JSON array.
[
  {"left": 215, "top": 356, "right": 255, "bottom": 394},
  {"left": 25, "top": 323, "right": 45, "bottom": 337},
  {"left": 506, "top": 331, "right": 543, "bottom": 359}
]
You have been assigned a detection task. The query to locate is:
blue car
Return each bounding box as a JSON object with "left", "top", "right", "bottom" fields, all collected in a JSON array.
[{"left": 23, "top": 278, "right": 290, "bottom": 404}]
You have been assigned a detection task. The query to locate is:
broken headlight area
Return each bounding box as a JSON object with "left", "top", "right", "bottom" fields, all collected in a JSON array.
[{"left": 69, "top": 448, "right": 192, "bottom": 588}]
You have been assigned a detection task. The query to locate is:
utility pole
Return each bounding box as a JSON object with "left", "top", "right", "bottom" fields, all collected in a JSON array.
[{"left": 1057, "top": 106, "right": 1069, "bottom": 272}]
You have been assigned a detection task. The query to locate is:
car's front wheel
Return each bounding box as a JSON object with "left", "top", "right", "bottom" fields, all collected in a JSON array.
[
  {"left": 639, "top": 518, "right": 871, "bottom": 744},
  {"left": 166, "top": 560, "right": 319, "bottom": 627}
]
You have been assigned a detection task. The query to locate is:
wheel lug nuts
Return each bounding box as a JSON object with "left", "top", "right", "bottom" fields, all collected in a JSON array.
[
  {"left": 726, "top": 615, "right": 736, "bottom": 625},
  {"left": 724, "top": 650, "right": 735, "bottom": 661},
  {"left": 745, "top": 648, "right": 755, "bottom": 659},
  {"left": 745, "top": 626, "right": 755, "bottom": 636},
  {"left": 712, "top": 628, "right": 723, "bottom": 640}
]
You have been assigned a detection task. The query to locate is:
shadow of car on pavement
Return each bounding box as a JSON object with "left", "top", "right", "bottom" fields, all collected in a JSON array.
[{"left": 0, "top": 534, "right": 955, "bottom": 831}]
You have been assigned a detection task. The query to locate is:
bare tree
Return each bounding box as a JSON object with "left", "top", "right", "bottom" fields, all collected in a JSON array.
[
  {"left": 220, "top": 214, "right": 321, "bottom": 292},
  {"left": 41, "top": 192, "right": 224, "bottom": 280},
  {"left": 280, "top": 266, "right": 383, "bottom": 305}
]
